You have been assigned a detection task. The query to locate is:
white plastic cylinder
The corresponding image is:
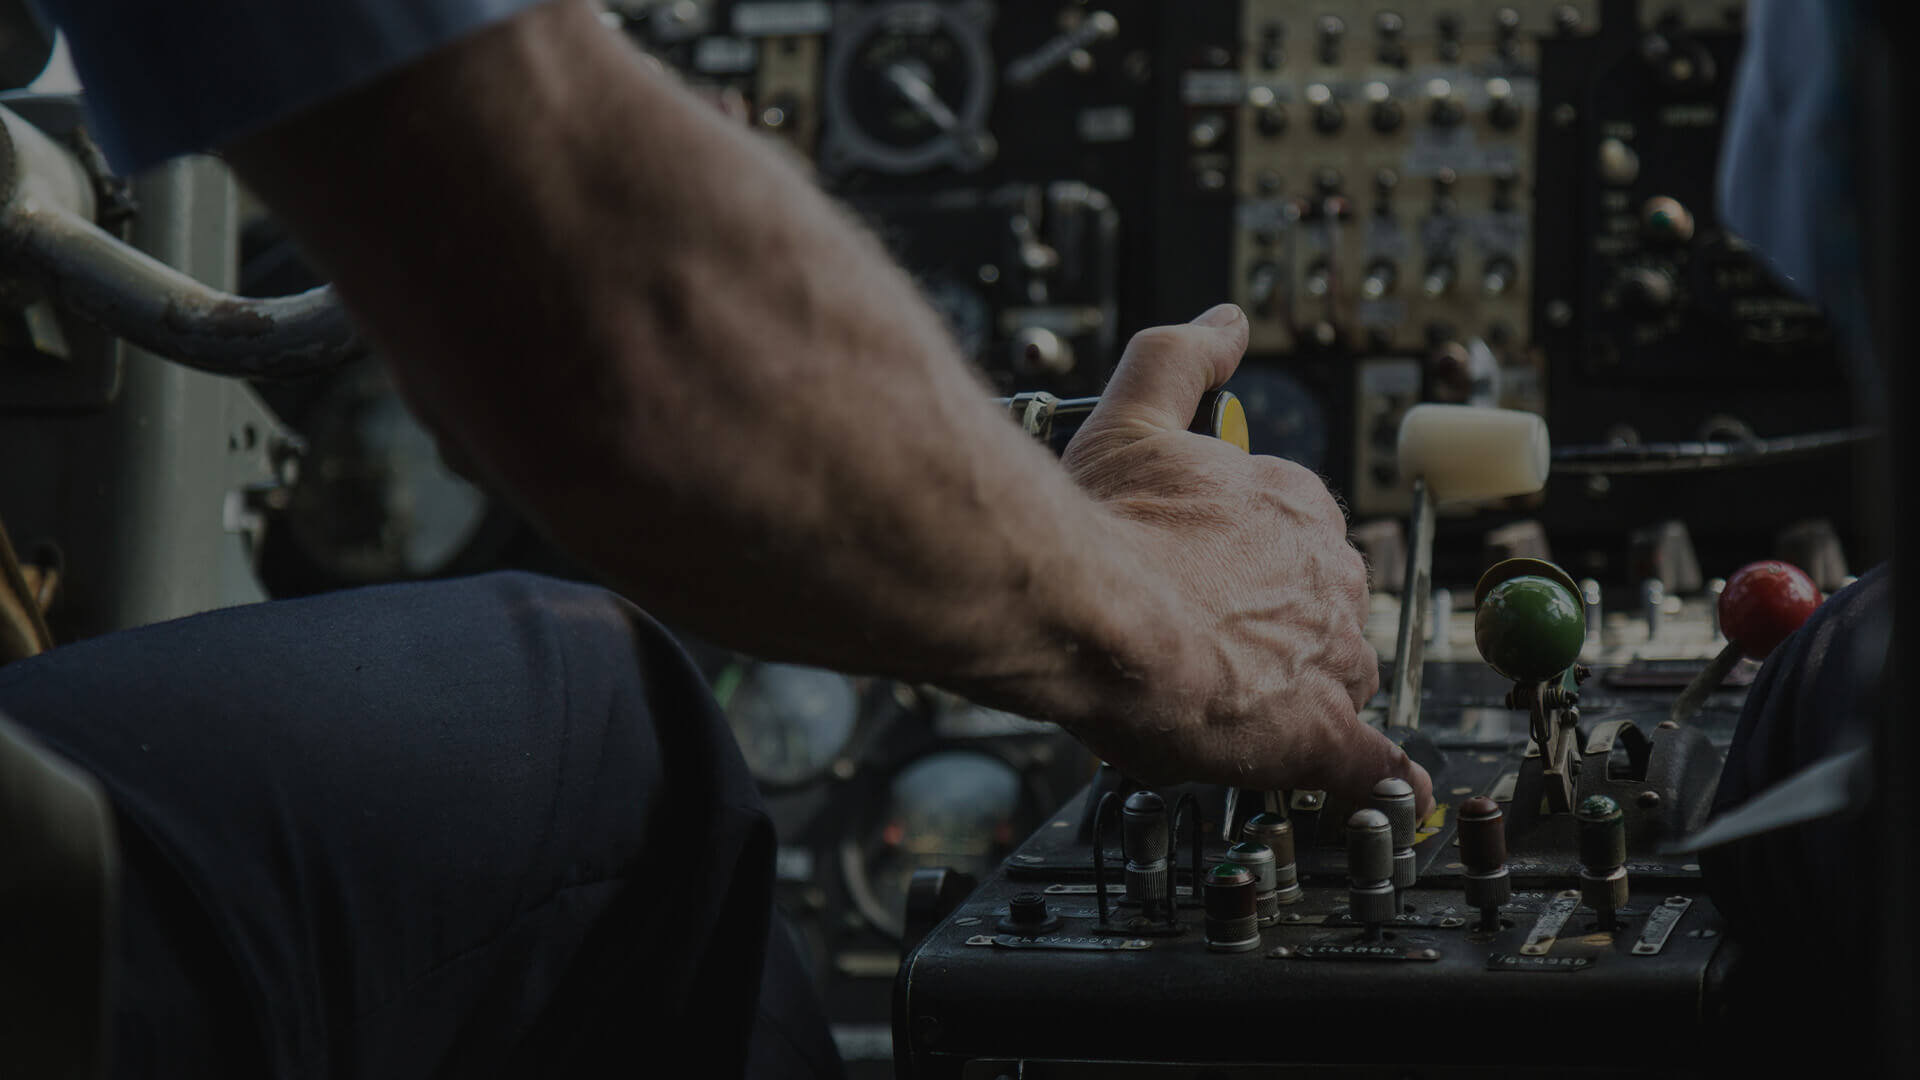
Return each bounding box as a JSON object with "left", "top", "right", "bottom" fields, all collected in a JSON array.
[{"left": 1396, "top": 404, "right": 1550, "bottom": 504}]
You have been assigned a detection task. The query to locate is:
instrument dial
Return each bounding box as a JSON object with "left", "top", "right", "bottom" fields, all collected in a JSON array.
[
  {"left": 843, "top": 749, "right": 1029, "bottom": 938},
  {"left": 718, "top": 661, "right": 862, "bottom": 788},
  {"left": 822, "top": 2, "right": 996, "bottom": 175}
]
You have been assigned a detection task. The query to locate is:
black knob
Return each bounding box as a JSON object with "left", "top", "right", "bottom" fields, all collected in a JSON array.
[
  {"left": 1008, "top": 892, "right": 1049, "bottom": 926},
  {"left": 1482, "top": 257, "right": 1517, "bottom": 298},
  {"left": 1491, "top": 171, "right": 1518, "bottom": 212},
  {"left": 1494, "top": 6, "right": 1521, "bottom": 56},
  {"left": 1371, "top": 98, "right": 1403, "bottom": 133},
  {"left": 1490, "top": 97, "right": 1522, "bottom": 131},
  {"left": 1373, "top": 16, "right": 1407, "bottom": 68},
  {"left": 1618, "top": 266, "right": 1676, "bottom": 314},
  {"left": 1257, "top": 104, "right": 1288, "bottom": 137},
  {"left": 1361, "top": 259, "right": 1397, "bottom": 299},
  {"left": 1246, "top": 261, "right": 1280, "bottom": 317},
  {"left": 1316, "top": 15, "right": 1345, "bottom": 64},
  {"left": 1436, "top": 11, "right": 1462, "bottom": 61},
  {"left": 1314, "top": 101, "right": 1344, "bottom": 134},
  {"left": 1259, "top": 21, "right": 1284, "bottom": 70}
]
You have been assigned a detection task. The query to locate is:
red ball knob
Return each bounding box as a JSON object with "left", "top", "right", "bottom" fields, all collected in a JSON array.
[{"left": 1718, "top": 561, "right": 1822, "bottom": 660}]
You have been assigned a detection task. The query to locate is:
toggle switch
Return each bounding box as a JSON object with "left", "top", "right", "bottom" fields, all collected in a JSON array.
[
  {"left": 1121, "top": 790, "right": 1171, "bottom": 917},
  {"left": 1242, "top": 811, "right": 1303, "bottom": 904},
  {"left": 1204, "top": 862, "right": 1263, "bottom": 951},
  {"left": 1370, "top": 777, "right": 1419, "bottom": 891},
  {"left": 1227, "top": 840, "right": 1282, "bottom": 924},
  {"left": 1362, "top": 259, "right": 1398, "bottom": 300},
  {"left": 1578, "top": 795, "right": 1629, "bottom": 930},
  {"left": 1458, "top": 796, "right": 1512, "bottom": 932},
  {"left": 1347, "top": 809, "right": 1397, "bottom": 937}
]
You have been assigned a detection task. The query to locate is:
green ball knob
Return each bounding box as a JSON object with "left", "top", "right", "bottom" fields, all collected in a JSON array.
[{"left": 1474, "top": 574, "right": 1586, "bottom": 682}]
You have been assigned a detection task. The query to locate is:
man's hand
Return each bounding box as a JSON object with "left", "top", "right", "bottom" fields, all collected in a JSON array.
[
  {"left": 1061, "top": 304, "right": 1433, "bottom": 813},
  {"left": 220, "top": 1, "right": 1427, "bottom": 816}
]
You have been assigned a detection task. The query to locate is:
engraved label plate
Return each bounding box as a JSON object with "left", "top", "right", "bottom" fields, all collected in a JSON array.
[
  {"left": 1271, "top": 944, "right": 1442, "bottom": 962},
  {"left": 1521, "top": 890, "right": 1582, "bottom": 956},
  {"left": 1488, "top": 952, "right": 1594, "bottom": 972},
  {"left": 1633, "top": 896, "right": 1694, "bottom": 955},
  {"left": 966, "top": 934, "right": 1151, "bottom": 951}
]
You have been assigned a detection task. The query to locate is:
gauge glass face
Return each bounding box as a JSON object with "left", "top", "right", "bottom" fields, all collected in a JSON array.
[
  {"left": 286, "top": 363, "right": 490, "bottom": 581},
  {"left": 850, "top": 750, "right": 1027, "bottom": 937},
  {"left": 1225, "top": 368, "right": 1329, "bottom": 471},
  {"left": 721, "top": 662, "right": 861, "bottom": 786},
  {"left": 847, "top": 12, "right": 976, "bottom": 152},
  {"left": 823, "top": 2, "right": 993, "bottom": 174}
]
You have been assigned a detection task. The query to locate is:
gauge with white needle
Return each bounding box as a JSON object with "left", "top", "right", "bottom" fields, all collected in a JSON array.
[{"left": 821, "top": 1, "right": 996, "bottom": 174}]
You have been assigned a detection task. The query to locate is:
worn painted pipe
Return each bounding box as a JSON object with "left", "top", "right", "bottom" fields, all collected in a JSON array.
[{"left": 0, "top": 104, "right": 364, "bottom": 378}]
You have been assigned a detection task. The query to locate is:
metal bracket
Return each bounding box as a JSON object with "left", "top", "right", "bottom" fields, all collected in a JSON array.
[{"left": 1508, "top": 669, "right": 1585, "bottom": 814}]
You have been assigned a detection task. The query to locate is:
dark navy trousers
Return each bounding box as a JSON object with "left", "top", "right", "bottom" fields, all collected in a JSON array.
[{"left": 0, "top": 572, "right": 843, "bottom": 1078}]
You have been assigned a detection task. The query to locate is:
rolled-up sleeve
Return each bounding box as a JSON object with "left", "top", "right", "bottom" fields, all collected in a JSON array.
[{"left": 33, "top": 0, "right": 550, "bottom": 173}]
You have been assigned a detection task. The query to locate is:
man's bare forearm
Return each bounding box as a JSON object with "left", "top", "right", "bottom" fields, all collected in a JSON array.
[{"left": 227, "top": 1, "right": 1179, "bottom": 722}]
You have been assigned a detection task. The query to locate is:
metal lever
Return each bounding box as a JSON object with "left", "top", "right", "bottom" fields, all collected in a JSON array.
[
  {"left": 997, "top": 388, "right": 1250, "bottom": 451},
  {"left": 1, "top": 103, "right": 365, "bottom": 378},
  {"left": 1387, "top": 478, "right": 1434, "bottom": 730}
]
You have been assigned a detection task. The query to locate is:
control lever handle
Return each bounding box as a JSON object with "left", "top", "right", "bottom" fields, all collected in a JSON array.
[
  {"left": 1389, "top": 406, "right": 1552, "bottom": 732},
  {"left": 998, "top": 388, "right": 1249, "bottom": 452},
  {"left": 1668, "top": 560, "right": 1821, "bottom": 725}
]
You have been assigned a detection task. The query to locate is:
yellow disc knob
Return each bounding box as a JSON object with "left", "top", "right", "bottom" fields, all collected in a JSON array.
[{"left": 1194, "top": 389, "right": 1250, "bottom": 452}]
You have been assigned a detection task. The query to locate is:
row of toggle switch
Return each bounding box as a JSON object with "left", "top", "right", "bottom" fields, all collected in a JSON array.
[
  {"left": 1249, "top": 6, "right": 1574, "bottom": 72},
  {"left": 1204, "top": 783, "right": 1632, "bottom": 950},
  {"left": 1105, "top": 779, "right": 1634, "bottom": 951},
  {"left": 1238, "top": 76, "right": 1524, "bottom": 142}
]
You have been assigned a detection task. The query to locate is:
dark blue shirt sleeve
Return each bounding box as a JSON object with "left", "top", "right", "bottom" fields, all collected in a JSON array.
[
  {"left": 1717, "top": 0, "right": 1869, "bottom": 349},
  {"left": 33, "top": 0, "right": 549, "bottom": 174}
]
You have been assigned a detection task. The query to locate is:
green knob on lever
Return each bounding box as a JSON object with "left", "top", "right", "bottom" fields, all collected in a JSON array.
[{"left": 1472, "top": 558, "right": 1586, "bottom": 683}]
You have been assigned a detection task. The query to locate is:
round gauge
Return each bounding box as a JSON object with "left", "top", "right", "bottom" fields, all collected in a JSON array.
[
  {"left": 283, "top": 361, "right": 494, "bottom": 582},
  {"left": 718, "top": 661, "right": 862, "bottom": 787},
  {"left": 843, "top": 749, "right": 1030, "bottom": 938},
  {"left": 821, "top": 2, "right": 996, "bottom": 175},
  {"left": 1224, "top": 368, "right": 1329, "bottom": 471}
]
